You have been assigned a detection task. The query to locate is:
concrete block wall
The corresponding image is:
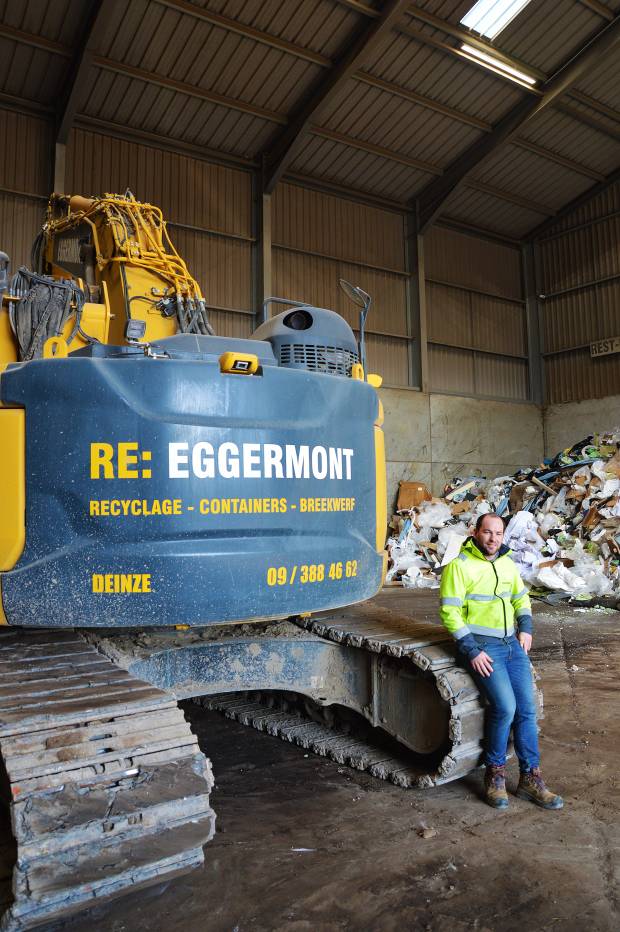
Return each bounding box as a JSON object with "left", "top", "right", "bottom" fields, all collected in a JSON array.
[
  {"left": 380, "top": 387, "right": 544, "bottom": 512},
  {"left": 543, "top": 394, "right": 620, "bottom": 456}
]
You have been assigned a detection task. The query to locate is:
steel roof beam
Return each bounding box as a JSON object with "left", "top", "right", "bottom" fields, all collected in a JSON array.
[
  {"left": 0, "top": 20, "right": 611, "bottom": 183},
  {"left": 396, "top": 11, "right": 620, "bottom": 142},
  {"left": 0, "top": 23, "right": 72, "bottom": 56},
  {"left": 415, "top": 13, "right": 620, "bottom": 232},
  {"left": 56, "top": 1, "right": 110, "bottom": 145},
  {"left": 579, "top": 0, "right": 615, "bottom": 21},
  {"left": 356, "top": 71, "right": 492, "bottom": 129},
  {"left": 153, "top": 0, "right": 331, "bottom": 66},
  {"left": 93, "top": 57, "right": 288, "bottom": 123},
  {"left": 556, "top": 100, "right": 620, "bottom": 142},
  {"left": 513, "top": 138, "right": 605, "bottom": 181},
  {"left": 309, "top": 126, "right": 441, "bottom": 175},
  {"left": 260, "top": 0, "right": 412, "bottom": 194},
  {"left": 405, "top": 5, "right": 547, "bottom": 81}
]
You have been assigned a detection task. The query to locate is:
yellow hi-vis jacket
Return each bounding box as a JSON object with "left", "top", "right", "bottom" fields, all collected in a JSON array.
[{"left": 439, "top": 537, "right": 532, "bottom": 660}]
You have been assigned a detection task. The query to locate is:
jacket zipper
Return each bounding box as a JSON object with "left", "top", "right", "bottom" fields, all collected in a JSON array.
[{"left": 491, "top": 559, "right": 507, "bottom": 636}]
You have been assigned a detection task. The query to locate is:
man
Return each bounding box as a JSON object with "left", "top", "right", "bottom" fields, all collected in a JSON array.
[{"left": 440, "top": 512, "right": 563, "bottom": 811}]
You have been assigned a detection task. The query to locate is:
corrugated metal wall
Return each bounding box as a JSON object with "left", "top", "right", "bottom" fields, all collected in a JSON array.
[
  {"left": 66, "top": 129, "right": 254, "bottom": 336},
  {"left": 272, "top": 183, "right": 410, "bottom": 386},
  {"left": 537, "top": 181, "right": 620, "bottom": 403},
  {"left": 0, "top": 108, "right": 50, "bottom": 271},
  {"left": 425, "top": 227, "right": 529, "bottom": 400},
  {"left": 0, "top": 108, "right": 535, "bottom": 401}
]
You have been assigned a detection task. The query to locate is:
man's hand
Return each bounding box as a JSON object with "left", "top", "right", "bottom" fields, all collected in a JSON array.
[
  {"left": 470, "top": 651, "right": 494, "bottom": 677},
  {"left": 518, "top": 632, "right": 532, "bottom": 654}
]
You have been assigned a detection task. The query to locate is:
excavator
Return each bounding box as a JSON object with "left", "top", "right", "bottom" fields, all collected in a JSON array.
[{"left": 0, "top": 192, "right": 490, "bottom": 929}]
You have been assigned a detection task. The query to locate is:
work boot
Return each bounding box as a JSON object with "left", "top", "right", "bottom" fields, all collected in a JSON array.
[
  {"left": 484, "top": 765, "right": 509, "bottom": 810},
  {"left": 516, "top": 768, "right": 563, "bottom": 809}
]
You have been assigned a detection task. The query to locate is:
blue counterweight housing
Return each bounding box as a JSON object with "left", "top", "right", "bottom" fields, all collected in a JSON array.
[{"left": 0, "top": 327, "right": 386, "bottom": 627}]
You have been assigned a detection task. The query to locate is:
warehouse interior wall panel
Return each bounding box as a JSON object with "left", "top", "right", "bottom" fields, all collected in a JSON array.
[
  {"left": 272, "top": 183, "right": 406, "bottom": 273},
  {"left": 207, "top": 309, "right": 253, "bottom": 340},
  {"left": 0, "top": 107, "right": 51, "bottom": 270},
  {"left": 473, "top": 352, "right": 529, "bottom": 401},
  {"left": 537, "top": 179, "right": 620, "bottom": 404},
  {"left": 273, "top": 247, "right": 409, "bottom": 338},
  {"left": 364, "top": 334, "right": 409, "bottom": 388},
  {"left": 425, "top": 226, "right": 528, "bottom": 401},
  {"left": 425, "top": 227, "right": 523, "bottom": 301},
  {"left": 539, "top": 218, "right": 620, "bottom": 294},
  {"left": 172, "top": 228, "right": 252, "bottom": 316},
  {"left": 543, "top": 348, "right": 620, "bottom": 406},
  {"left": 64, "top": 127, "right": 254, "bottom": 323},
  {"left": 541, "top": 281, "right": 620, "bottom": 353},
  {"left": 471, "top": 293, "right": 527, "bottom": 358},
  {"left": 0, "top": 192, "right": 46, "bottom": 273},
  {"left": 428, "top": 344, "right": 475, "bottom": 396},
  {"left": 0, "top": 108, "right": 52, "bottom": 196},
  {"left": 66, "top": 129, "right": 253, "bottom": 236},
  {"left": 272, "top": 184, "right": 409, "bottom": 386}
]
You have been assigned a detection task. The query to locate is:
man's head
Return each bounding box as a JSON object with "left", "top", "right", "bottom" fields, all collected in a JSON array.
[{"left": 474, "top": 513, "right": 505, "bottom": 558}]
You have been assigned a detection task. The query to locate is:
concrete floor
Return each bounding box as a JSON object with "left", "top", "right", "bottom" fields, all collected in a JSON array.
[{"left": 61, "top": 594, "right": 619, "bottom": 932}]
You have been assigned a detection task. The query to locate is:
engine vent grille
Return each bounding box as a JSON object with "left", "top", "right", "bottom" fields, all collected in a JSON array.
[{"left": 279, "top": 343, "right": 358, "bottom": 376}]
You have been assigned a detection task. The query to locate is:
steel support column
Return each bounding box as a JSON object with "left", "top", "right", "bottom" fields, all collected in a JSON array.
[
  {"left": 522, "top": 242, "right": 543, "bottom": 404},
  {"left": 406, "top": 215, "right": 428, "bottom": 392},
  {"left": 53, "top": 141, "right": 66, "bottom": 193},
  {"left": 252, "top": 174, "right": 272, "bottom": 325}
]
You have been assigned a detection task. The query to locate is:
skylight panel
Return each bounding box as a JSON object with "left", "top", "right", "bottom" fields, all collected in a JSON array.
[{"left": 460, "top": 0, "right": 533, "bottom": 40}]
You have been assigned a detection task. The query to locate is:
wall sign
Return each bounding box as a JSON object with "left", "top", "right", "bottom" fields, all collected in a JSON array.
[{"left": 590, "top": 337, "right": 620, "bottom": 358}]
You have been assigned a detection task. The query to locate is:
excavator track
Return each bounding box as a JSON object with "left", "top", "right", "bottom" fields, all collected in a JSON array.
[
  {"left": 205, "top": 607, "right": 489, "bottom": 788},
  {"left": 0, "top": 629, "right": 215, "bottom": 930}
]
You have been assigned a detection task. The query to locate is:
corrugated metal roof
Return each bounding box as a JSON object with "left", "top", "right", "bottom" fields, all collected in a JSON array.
[
  {"left": 443, "top": 185, "right": 547, "bottom": 238},
  {"left": 0, "top": 38, "right": 65, "bottom": 105},
  {"left": 319, "top": 80, "right": 483, "bottom": 168},
  {"left": 571, "top": 53, "right": 620, "bottom": 111},
  {"left": 518, "top": 108, "right": 620, "bottom": 177},
  {"left": 1, "top": 0, "right": 85, "bottom": 45},
  {"left": 99, "top": 1, "right": 323, "bottom": 116},
  {"left": 82, "top": 67, "right": 277, "bottom": 158},
  {"left": 542, "top": 178, "right": 620, "bottom": 237},
  {"left": 497, "top": 0, "right": 602, "bottom": 74},
  {"left": 290, "top": 135, "right": 429, "bottom": 201},
  {"left": 211, "top": 0, "right": 365, "bottom": 58},
  {"left": 0, "top": 0, "right": 619, "bottom": 240},
  {"left": 471, "top": 143, "right": 596, "bottom": 213},
  {"left": 363, "top": 28, "right": 524, "bottom": 124}
]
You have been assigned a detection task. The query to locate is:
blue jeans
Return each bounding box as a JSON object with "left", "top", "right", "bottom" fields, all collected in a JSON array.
[{"left": 471, "top": 634, "right": 539, "bottom": 771}]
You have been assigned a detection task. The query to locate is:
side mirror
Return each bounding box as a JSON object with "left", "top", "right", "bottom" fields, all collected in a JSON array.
[{"left": 339, "top": 279, "right": 372, "bottom": 382}]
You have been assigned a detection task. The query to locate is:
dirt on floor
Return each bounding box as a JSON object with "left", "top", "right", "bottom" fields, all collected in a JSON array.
[{"left": 63, "top": 595, "right": 619, "bottom": 932}]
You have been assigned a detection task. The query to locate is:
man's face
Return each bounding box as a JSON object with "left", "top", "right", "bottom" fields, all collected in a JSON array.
[{"left": 474, "top": 516, "right": 504, "bottom": 558}]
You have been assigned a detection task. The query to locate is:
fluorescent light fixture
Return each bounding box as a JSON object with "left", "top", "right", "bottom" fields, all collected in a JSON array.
[
  {"left": 460, "top": 43, "right": 537, "bottom": 87},
  {"left": 460, "top": 0, "right": 533, "bottom": 40}
]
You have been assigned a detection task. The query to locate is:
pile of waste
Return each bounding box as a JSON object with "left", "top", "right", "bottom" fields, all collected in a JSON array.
[{"left": 387, "top": 432, "right": 620, "bottom": 601}]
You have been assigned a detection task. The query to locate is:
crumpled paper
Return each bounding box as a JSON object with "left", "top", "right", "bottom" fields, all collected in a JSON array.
[{"left": 386, "top": 430, "right": 620, "bottom": 599}]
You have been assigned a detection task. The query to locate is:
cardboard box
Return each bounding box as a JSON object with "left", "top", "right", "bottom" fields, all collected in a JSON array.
[{"left": 397, "top": 481, "right": 432, "bottom": 512}]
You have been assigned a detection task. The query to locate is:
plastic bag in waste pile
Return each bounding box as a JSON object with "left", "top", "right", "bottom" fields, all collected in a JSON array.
[{"left": 385, "top": 429, "right": 620, "bottom": 600}]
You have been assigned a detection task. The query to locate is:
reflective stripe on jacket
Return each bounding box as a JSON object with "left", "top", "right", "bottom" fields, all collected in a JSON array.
[{"left": 439, "top": 537, "right": 532, "bottom": 655}]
